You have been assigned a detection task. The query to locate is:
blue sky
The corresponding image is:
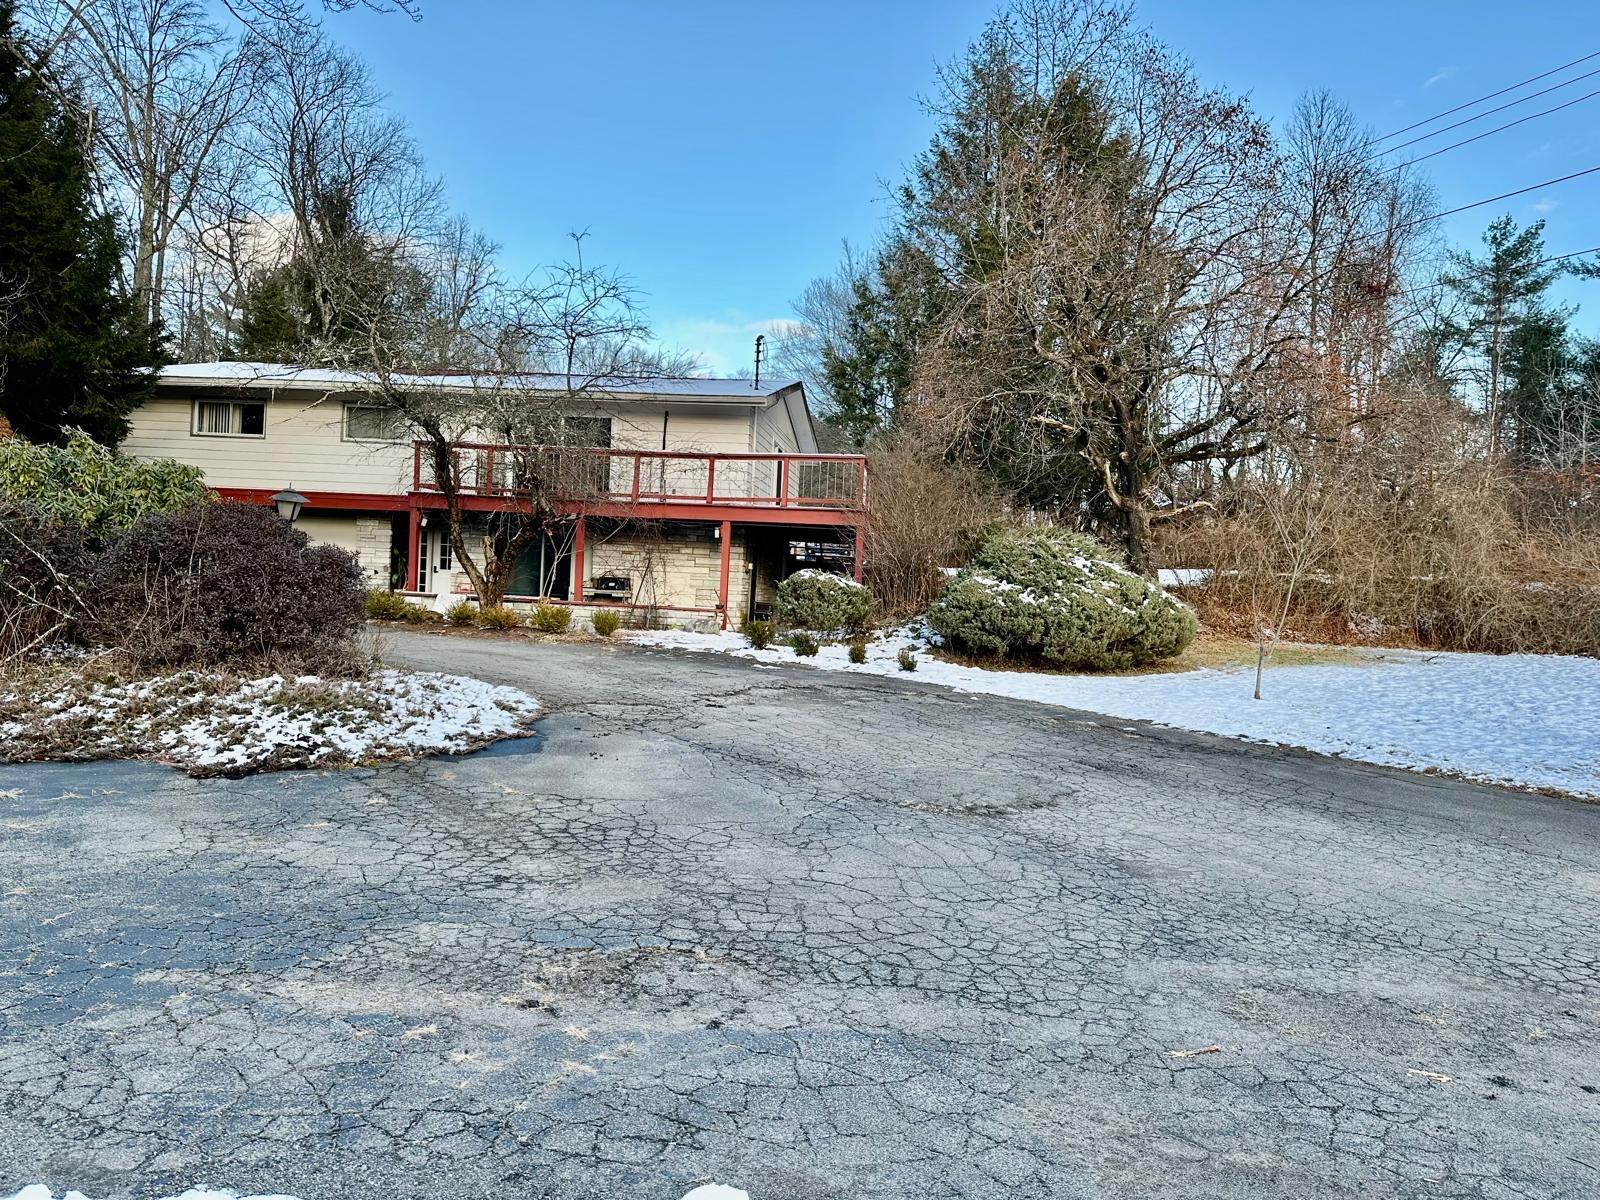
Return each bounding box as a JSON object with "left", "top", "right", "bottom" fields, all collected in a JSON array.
[{"left": 328, "top": 0, "right": 1600, "bottom": 375}]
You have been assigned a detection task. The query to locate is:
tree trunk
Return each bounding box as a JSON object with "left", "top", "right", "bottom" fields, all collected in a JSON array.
[{"left": 1123, "top": 500, "right": 1154, "bottom": 577}]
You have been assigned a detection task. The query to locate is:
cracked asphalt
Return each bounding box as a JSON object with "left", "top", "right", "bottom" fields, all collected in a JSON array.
[{"left": 2, "top": 629, "right": 1598, "bottom": 1200}]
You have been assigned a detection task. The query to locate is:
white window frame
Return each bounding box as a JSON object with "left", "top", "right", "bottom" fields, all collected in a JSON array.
[
  {"left": 342, "top": 402, "right": 406, "bottom": 443},
  {"left": 192, "top": 398, "right": 266, "bottom": 438}
]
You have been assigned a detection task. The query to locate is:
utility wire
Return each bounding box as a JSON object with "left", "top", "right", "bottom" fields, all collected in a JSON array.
[
  {"left": 1389, "top": 87, "right": 1600, "bottom": 169},
  {"left": 1393, "top": 244, "right": 1600, "bottom": 304},
  {"left": 1397, "top": 163, "right": 1600, "bottom": 230},
  {"left": 1374, "top": 48, "right": 1600, "bottom": 143},
  {"left": 1379, "top": 64, "right": 1600, "bottom": 156}
]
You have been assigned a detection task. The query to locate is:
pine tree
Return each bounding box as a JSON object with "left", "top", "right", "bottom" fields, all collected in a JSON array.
[
  {"left": 1440, "top": 216, "right": 1564, "bottom": 458},
  {"left": 0, "top": 0, "right": 164, "bottom": 445}
]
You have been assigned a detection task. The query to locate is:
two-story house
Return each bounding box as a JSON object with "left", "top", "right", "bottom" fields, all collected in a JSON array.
[{"left": 122, "top": 362, "right": 867, "bottom": 629}]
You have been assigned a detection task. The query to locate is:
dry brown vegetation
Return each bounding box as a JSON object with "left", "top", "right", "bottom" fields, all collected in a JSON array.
[
  {"left": 1164, "top": 464, "right": 1600, "bottom": 657},
  {"left": 862, "top": 430, "right": 1011, "bottom": 618}
]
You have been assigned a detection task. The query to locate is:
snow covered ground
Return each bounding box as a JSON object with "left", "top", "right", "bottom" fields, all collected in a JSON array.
[
  {"left": 0, "top": 667, "right": 540, "bottom": 776},
  {"left": 630, "top": 628, "right": 1600, "bottom": 799}
]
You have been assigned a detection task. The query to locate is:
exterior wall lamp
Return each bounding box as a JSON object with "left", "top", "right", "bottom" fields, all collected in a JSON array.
[{"left": 269, "top": 485, "right": 309, "bottom": 524}]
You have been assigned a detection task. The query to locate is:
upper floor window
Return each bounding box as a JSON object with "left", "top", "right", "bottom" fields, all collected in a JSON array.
[
  {"left": 562, "top": 415, "right": 612, "bottom": 448},
  {"left": 344, "top": 403, "right": 405, "bottom": 442},
  {"left": 194, "top": 399, "right": 264, "bottom": 437}
]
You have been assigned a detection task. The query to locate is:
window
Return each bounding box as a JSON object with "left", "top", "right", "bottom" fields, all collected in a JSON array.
[
  {"left": 344, "top": 403, "right": 405, "bottom": 442},
  {"left": 194, "top": 399, "right": 265, "bottom": 437},
  {"left": 562, "top": 416, "right": 612, "bottom": 448},
  {"left": 436, "top": 532, "right": 452, "bottom": 572}
]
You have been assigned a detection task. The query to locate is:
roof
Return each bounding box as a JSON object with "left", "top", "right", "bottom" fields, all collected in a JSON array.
[{"left": 156, "top": 362, "right": 804, "bottom": 404}]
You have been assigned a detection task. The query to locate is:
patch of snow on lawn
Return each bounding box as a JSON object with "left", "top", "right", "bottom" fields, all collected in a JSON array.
[{"left": 629, "top": 628, "right": 1600, "bottom": 798}]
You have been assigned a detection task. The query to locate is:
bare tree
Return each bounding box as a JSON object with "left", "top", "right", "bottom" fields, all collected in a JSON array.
[
  {"left": 328, "top": 236, "right": 696, "bottom": 607},
  {"left": 19, "top": 0, "right": 262, "bottom": 326}
]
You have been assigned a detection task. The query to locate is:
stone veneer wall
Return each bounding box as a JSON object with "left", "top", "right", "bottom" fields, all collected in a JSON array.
[
  {"left": 423, "top": 526, "right": 750, "bottom": 630},
  {"left": 587, "top": 527, "right": 751, "bottom": 628}
]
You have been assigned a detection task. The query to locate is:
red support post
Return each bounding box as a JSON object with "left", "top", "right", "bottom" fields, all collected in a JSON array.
[
  {"left": 405, "top": 506, "right": 421, "bottom": 591},
  {"left": 778, "top": 458, "right": 791, "bottom": 507},
  {"left": 631, "top": 455, "right": 642, "bottom": 502},
  {"left": 572, "top": 516, "right": 586, "bottom": 602},
  {"left": 706, "top": 458, "right": 717, "bottom": 503},
  {"left": 853, "top": 522, "right": 865, "bottom": 583},
  {"left": 717, "top": 519, "right": 733, "bottom": 629}
]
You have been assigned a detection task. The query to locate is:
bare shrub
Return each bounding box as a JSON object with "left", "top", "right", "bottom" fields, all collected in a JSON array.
[
  {"left": 863, "top": 430, "right": 1009, "bottom": 617},
  {"left": 1170, "top": 465, "right": 1600, "bottom": 657},
  {"left": 90, "top": 502, "right": 366, "bottom": 671},
  {"left": 0, "top": 505, "right": 95, "bottom": 663}
]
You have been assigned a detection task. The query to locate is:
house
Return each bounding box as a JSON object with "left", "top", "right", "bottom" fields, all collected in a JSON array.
[{"left": 121, "top": 363, "right": 868, "bottom": 629}]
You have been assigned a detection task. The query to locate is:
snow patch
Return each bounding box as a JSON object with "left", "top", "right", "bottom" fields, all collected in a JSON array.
[
  {"left": 4, "top": 1190, "right": 302, "bottom": 1200},
  {"left": 0, "top": 668, "right": 540, "bottom": 776},
  {"left": 629, "top": 628, "right": 1600, "bottom": 798},
  {"left": 681, "top": 1187, "right": 751, "bottom": 1200}
]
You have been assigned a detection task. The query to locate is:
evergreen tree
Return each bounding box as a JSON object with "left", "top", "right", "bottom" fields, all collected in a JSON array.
[
  {"left": 1440, "top": 216, "right": 1564, "bottom": 458},
  {"left": 0, "top": 0, "right": 164, "bottom": 444},
  {"left": 233, "top": 176, "right": 429, "bottom": 364}
]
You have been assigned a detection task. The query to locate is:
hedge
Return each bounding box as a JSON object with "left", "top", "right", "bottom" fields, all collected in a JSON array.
[{"left": 927, "top": 527, "right": 1196, "bottom": 670}]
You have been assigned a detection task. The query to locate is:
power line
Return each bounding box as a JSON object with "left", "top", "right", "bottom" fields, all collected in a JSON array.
[
  {"left": 1374, "top": 49, "right": 1600, "bottom": 144},
  {"left": 1398, "top": 163, "right": 1600, "bottom": 230},
  {"left": 1379, "top": 64, "right": 1600, "bottom": 156},
  {"left": 1395, "top": 244, "right": 1600, "bottom": 304},
  {"left": 1389, "top": 87, "right": 1600, "bottom": 170}
]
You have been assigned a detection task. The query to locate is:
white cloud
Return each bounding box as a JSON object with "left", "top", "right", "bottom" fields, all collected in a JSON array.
[
  {"left": 1531, "top": 199, "right": 1560, "bottom": 214},
  {"left": 1424, "top": 66, "right": 1458, "bottom": 88}
]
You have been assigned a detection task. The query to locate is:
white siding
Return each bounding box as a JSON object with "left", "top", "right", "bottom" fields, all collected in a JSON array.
[
  {"left": 122, "top": 393, "right": 771, "bottom": 497},
  {"left": 123, "top": 394, "right": 414, "bottom": 494}
]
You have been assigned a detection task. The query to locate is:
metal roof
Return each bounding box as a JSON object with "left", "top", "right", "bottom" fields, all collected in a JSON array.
[{"left": 156, "top": 362, "right": 804, "bottom": 403}]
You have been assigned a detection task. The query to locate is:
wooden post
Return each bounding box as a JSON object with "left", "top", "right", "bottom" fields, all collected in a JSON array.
[
  {"left": 572, "top": 516, "right": 586, "bottom": 602},
  {"left": 853, "top": 522, "right": 865, "bottom": 583},
  {"left": 405, "top": 507, "right": 421, "bottom": 592},
  {"left": 778, "top": 458, "right": 791, "bottom": 507},
  {"left": 706, "top": 457, "right": 717, "bottom": 503},
  {"left": 718, "top": 520, "right": 733, "bottom": 629}
]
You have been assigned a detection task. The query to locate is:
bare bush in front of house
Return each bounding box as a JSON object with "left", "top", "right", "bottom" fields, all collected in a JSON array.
[
  {"left": 862, "top": 429, "right": 1011, "bottom": 617},
  {"left": 0, "top": 504, "right": 96, "bottom": 663},
  {"left": 90, "top": 502, "right": 367, "bottom": 671},
  {"left": 775, "top": 569, "right": 872, "bottom": 633}
]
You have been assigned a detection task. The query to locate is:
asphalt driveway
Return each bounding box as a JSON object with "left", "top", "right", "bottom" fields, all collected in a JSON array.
[{"left": 1, "top": 630, "right": 1597, "bottom": 1199}]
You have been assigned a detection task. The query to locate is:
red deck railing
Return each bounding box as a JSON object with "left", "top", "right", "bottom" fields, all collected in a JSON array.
[{"left": 411, "top": 443, "right": 868, "bottom": 511}]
